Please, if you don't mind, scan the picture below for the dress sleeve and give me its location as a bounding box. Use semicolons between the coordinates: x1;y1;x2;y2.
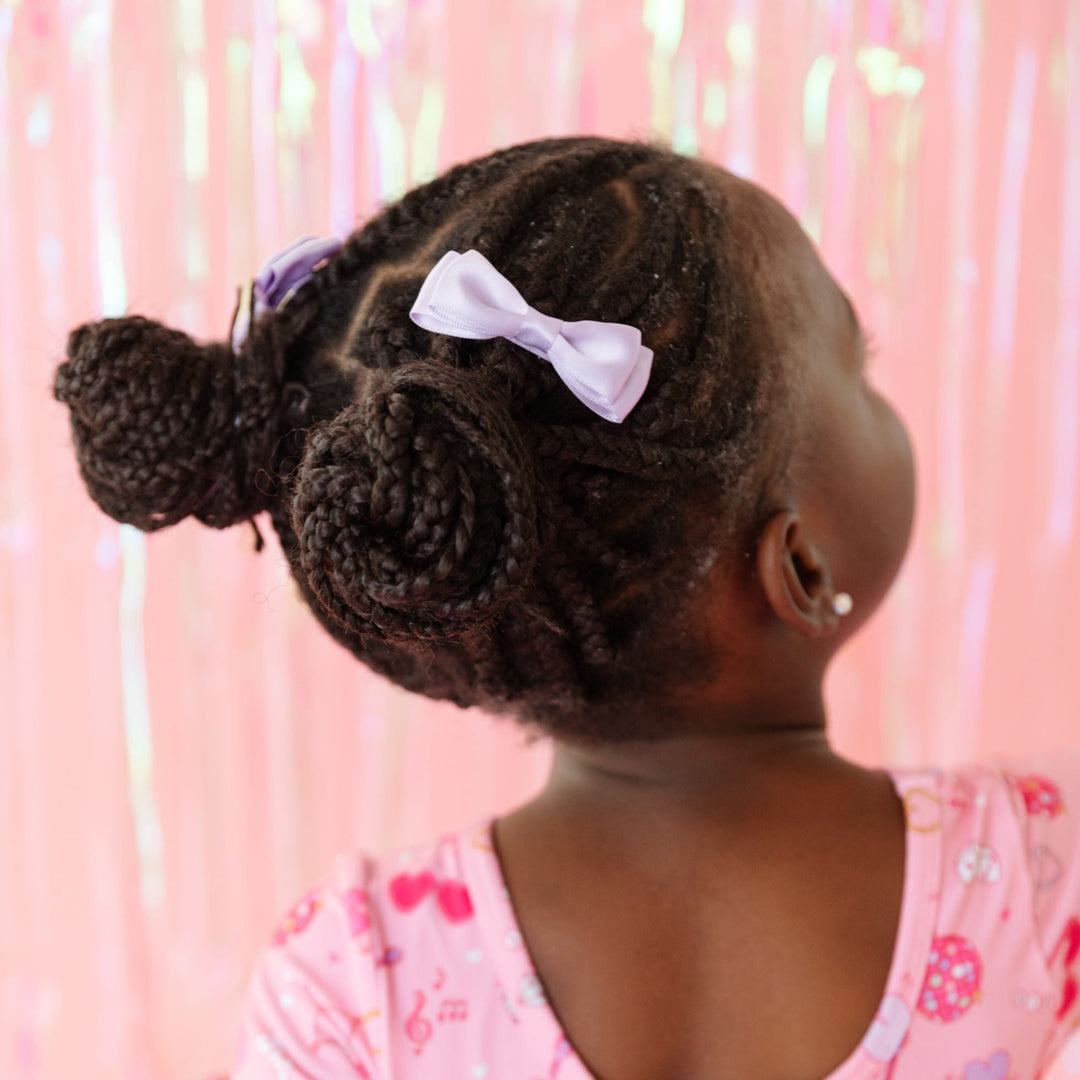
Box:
988;745;1080;1065
231;857;387;1080
991;747;1080;967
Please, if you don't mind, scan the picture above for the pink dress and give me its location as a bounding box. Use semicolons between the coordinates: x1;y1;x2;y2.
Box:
231;749;1080;1079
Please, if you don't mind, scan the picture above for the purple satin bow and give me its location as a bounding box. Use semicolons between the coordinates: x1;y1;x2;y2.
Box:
408;249;653;423
231;235;343;352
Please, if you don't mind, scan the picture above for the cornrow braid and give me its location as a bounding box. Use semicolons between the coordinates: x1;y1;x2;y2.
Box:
54;135;794;743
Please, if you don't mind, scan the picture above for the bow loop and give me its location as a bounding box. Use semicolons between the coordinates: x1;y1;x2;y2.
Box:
409;249;653;423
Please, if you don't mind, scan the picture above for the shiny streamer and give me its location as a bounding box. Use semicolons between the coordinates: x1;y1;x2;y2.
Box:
1;2;1078;1077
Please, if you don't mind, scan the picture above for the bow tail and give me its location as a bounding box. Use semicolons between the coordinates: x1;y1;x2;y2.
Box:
545;339;654;424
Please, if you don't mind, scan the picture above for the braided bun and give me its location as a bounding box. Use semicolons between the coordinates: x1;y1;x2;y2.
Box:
290;357;540;642
54;316;286;532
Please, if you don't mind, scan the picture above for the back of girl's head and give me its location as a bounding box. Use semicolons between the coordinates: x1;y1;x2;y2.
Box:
54;135;798;745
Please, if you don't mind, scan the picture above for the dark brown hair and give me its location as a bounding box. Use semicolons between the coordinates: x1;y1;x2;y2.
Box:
53;135;795;744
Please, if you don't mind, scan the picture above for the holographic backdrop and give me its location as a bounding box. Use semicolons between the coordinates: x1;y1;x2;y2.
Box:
2;0;1079;1077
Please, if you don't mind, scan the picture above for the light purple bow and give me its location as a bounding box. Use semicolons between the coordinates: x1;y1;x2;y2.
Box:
408;249;653;423
231;235;343;351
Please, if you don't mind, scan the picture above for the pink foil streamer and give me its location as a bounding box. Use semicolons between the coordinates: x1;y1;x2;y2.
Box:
1;2;1079;1077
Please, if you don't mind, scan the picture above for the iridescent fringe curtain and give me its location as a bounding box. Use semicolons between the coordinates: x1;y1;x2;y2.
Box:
2;1;1079;1077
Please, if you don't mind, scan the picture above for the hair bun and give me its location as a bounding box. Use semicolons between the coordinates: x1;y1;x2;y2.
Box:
290;359;539;642
54;315;284;532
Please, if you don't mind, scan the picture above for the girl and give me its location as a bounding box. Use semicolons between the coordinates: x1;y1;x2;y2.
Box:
54;135;1080;1080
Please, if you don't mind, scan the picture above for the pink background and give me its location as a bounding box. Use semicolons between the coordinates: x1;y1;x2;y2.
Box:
2;0;1079;1077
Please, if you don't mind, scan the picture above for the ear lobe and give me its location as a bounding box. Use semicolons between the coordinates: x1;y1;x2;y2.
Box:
756;510;840;638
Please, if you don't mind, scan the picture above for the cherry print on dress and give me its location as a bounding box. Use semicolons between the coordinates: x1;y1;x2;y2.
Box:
961;1049;1012;1080
437;879;475;922
918;935;983;1022
405;989;434;1055
390;871;437;911
1006;773;1065;818
271;888;321;946
388;870;476;923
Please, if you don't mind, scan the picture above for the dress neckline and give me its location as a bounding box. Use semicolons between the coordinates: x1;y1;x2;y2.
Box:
459;765;943;1080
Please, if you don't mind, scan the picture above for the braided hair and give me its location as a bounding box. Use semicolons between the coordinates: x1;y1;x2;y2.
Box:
54;135;796;744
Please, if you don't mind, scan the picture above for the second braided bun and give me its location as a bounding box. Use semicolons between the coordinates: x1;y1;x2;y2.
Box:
290;357;540;642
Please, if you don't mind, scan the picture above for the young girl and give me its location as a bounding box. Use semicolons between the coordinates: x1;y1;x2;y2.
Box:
54;135;1080;1080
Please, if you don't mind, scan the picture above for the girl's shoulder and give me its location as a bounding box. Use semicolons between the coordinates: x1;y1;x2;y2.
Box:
350;816;503;941
946;747;1080;948
232;816;510;1078
885;747;1080;928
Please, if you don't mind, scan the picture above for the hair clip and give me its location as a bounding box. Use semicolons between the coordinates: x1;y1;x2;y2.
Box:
409;249;653;423
231;235;343;352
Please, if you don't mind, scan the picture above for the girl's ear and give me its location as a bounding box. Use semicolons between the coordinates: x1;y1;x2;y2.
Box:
755;509;842;638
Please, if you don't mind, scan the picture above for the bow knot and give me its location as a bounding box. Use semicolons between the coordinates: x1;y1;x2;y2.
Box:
409;249;653;423
512;308;565;356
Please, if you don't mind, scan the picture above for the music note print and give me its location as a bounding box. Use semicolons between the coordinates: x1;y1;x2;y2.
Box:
405;990;434;1055
432;966;446;991
437;997;468;1023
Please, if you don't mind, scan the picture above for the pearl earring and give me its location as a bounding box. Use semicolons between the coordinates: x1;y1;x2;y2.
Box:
831;592;853;617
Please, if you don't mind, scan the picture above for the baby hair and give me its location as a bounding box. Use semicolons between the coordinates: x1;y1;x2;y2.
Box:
54;135;798;744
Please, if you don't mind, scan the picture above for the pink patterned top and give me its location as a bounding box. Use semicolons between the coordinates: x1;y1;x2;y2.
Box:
231;750;1080;1079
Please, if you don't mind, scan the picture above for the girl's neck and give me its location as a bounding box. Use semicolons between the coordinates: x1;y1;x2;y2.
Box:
542;722;840;819
542;679;835;798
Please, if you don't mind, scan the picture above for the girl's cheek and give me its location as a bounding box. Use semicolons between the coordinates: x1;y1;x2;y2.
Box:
881;401;917;557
